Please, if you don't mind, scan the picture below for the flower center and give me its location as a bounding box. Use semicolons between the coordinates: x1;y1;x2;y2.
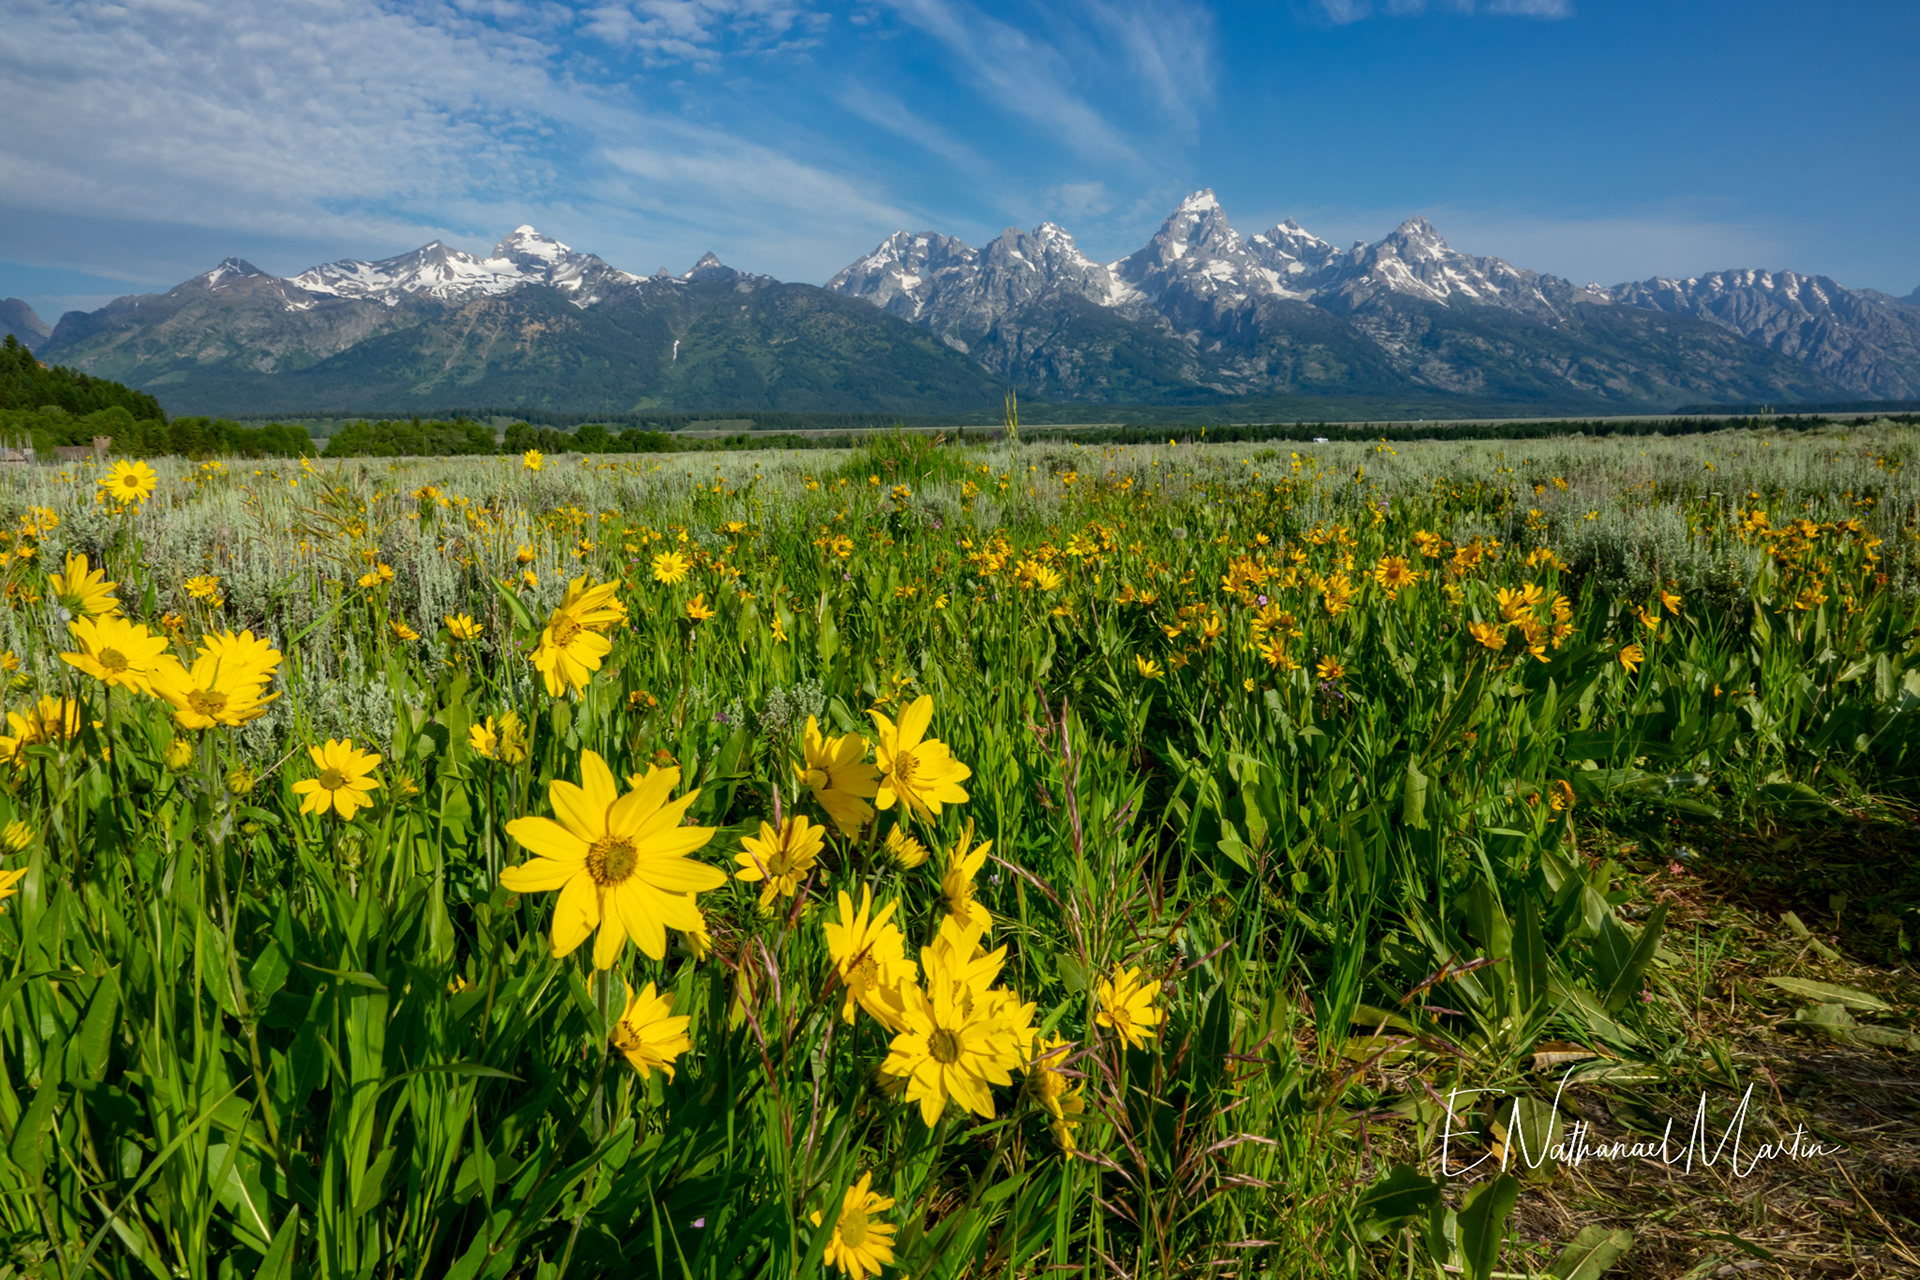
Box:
318;767;347;790
839;1209;870;1249
587;835;639;885
188;689;228;716
98;648;129;674
766;849;796;877
549;617;582;647
928;1027;962;1064
892;748;919;789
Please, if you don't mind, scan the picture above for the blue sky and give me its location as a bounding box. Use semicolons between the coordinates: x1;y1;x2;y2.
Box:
2;0;1915;323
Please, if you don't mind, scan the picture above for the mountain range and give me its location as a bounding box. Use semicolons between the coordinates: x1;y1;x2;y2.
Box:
11;194;1920;418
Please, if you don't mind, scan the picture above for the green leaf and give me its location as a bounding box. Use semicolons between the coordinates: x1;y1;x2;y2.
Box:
490;574;536;634
1458;1172;1521;1280
296;963;389;993
249;941;292;1003
1513;898;1549;1017
1765;977;1890;1012
253;1208;302;1280
1551;1225;1632;1279
7;1038;64;1184
1350;1164;1446;1243
355;1147;395;1216
1599;903;1667;1015
1055;953;1088;995
79;970;120;1081
1402;758;1430;830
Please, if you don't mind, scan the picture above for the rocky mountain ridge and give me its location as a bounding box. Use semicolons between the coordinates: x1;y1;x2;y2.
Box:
827;190;1920;400
0;299;52;345
25;197;1920;415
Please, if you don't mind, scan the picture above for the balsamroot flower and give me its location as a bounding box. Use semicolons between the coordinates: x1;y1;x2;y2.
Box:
939;823;993;939
823;887;914;1030
883;825;929;869
1026;1034;1087;1152
881;947;1023;1126
501;751;725;968
1095;965;1163;1050
734;814;824;908
651;549;690;584
1468;621;1507;653
98;459;158;505
611;982;691;1080
49;552;121;618
797;717;880;836
61;616;171;694
531;575;624;696
809;1173;897;1280
150;630;283;729
292;739;383;820
870;695;971;822
7;697;81;748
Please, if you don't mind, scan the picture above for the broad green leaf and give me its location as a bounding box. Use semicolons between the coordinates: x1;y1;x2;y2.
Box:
1458;1172;1521;1280
1765;977;1890;1012
253;1208;302;1280
1350;1164;1446;1243
1551;1225;1632;1279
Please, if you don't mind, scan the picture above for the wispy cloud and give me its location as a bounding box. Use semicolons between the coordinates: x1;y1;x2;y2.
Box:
0;0;910;281
879;0;1142;164
1069;1;1217;132
834;83;997;178
579;0;827;66
1314;0;1569;23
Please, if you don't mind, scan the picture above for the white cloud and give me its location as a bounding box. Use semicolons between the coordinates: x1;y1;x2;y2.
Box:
580;0;824;64
880;0;1143;163
1071;1;1217;132
1485;0;1572;15
0;0;907;282
834;83;996;177
1314;0;1568;22
1042;182;1114;222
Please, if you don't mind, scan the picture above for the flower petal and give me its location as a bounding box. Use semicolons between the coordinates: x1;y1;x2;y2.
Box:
578;750;619;815
548;778;604;843
501;857;585;896
635;843;726;892
504;817;589;866
591;911;627;970
895;695;933;752
611;881;671;959
548;873;600;957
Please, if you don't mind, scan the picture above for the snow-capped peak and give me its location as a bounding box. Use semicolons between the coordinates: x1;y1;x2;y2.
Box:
1248;219;1344;283
492;226;572;266
290;227;636;307
200;258;269;288
1114;191;1288;304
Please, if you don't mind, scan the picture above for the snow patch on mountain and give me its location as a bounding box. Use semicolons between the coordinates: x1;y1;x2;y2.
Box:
292;228;638;307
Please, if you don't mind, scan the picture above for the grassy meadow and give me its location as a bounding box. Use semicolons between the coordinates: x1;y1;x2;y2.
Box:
0;423;1917;1279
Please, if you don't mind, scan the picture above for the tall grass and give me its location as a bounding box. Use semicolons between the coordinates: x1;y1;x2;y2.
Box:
0;421;1915;1279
